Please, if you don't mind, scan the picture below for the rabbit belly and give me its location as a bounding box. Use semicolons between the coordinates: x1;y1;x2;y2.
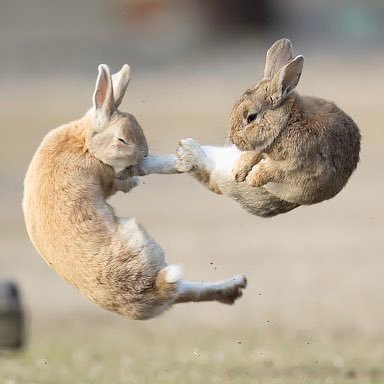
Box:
201;145;241;177
117;217;166;266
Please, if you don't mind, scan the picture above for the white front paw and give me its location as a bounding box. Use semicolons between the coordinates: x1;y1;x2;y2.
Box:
176;138;207;172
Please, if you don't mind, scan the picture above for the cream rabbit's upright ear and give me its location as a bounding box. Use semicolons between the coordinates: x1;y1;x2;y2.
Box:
269;55;304;108
111;64;131;108
93;64;115;120
264;38;294;79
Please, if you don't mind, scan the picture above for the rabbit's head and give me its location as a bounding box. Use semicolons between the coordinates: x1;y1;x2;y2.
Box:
87;64;148;173
230;39;304;152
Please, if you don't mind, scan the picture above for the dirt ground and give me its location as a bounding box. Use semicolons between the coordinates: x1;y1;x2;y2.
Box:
1;50;383;382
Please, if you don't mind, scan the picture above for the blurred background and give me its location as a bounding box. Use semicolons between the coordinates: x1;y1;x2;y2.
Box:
1;0;384;383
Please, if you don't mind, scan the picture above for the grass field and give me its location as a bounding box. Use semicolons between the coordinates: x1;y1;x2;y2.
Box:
3;318;384;384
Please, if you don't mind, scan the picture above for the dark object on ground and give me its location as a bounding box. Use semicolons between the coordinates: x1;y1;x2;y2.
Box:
0;280;25;350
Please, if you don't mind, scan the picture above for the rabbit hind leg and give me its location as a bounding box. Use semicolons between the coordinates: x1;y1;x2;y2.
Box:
174;275;247;305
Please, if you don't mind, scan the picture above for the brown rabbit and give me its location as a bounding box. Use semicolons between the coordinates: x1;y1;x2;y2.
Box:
230;38;361;205
22;64;246;320
160;39;359;216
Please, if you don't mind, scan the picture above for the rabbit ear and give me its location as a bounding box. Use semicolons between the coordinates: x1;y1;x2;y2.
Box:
111;64;131;108
269;55;304;107
264;38;294;79
93;64;114;118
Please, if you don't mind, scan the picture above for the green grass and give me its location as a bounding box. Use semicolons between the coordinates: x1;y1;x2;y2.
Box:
2;318;384;384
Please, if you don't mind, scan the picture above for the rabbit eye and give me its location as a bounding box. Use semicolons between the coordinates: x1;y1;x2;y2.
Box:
246;113;258;124
118;138;128;145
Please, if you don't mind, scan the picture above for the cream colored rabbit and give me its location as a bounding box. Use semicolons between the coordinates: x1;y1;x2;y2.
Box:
147;39;359;216
22;64;246;320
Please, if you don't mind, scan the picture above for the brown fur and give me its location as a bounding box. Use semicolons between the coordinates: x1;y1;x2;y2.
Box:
172;39;359;216
230;39;361;205
23;64;247;320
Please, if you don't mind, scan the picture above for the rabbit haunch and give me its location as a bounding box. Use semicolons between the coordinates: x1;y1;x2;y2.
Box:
22;64;246;320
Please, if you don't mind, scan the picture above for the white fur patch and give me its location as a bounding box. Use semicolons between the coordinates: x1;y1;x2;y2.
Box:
164;265;183;283
201;145;241;177
118;218;150;251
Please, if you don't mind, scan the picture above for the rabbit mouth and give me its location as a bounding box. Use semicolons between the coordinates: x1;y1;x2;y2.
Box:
231;135;253;151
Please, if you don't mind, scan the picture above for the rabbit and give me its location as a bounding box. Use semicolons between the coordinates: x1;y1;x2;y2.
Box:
230;38;361;205
22;64;246;321
146;39;359;216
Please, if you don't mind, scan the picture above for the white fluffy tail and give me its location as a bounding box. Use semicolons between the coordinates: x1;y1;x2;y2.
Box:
163;265;183;283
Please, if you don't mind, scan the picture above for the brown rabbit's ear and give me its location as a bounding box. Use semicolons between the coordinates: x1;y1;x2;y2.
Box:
93;64;115;118
111;64;131;108
264;38;294;79
269;55;304;107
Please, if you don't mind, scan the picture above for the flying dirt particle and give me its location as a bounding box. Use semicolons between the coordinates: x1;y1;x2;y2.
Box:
238;341;242;344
